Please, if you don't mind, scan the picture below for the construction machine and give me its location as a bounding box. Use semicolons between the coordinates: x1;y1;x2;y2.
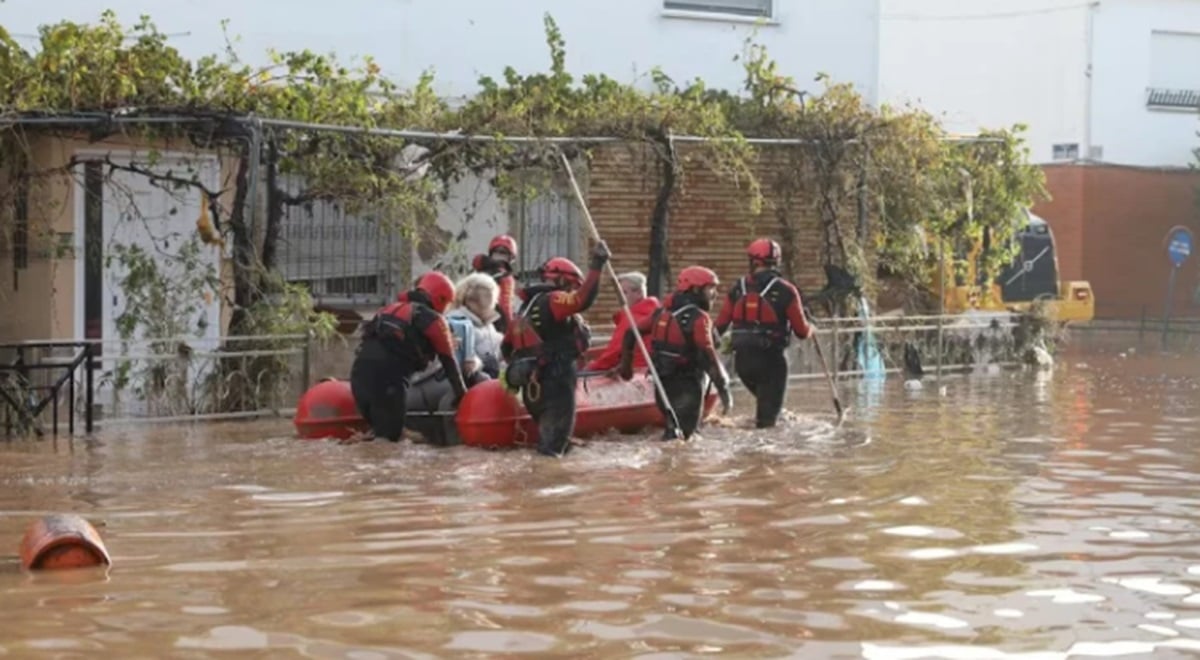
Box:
934;211;1094;323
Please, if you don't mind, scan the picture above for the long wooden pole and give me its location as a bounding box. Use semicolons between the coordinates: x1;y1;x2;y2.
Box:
558;153;684;437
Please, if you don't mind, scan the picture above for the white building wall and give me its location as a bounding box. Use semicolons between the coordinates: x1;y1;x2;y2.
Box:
1090;0;1200;167
880;0;1200;167
4;0;880;103
879;0;1091;165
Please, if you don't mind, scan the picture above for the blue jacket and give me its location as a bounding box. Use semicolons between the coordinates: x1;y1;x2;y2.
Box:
445;316;476;367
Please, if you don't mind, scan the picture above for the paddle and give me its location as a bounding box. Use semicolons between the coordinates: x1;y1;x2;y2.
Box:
810;333;846;426
558;152;684;440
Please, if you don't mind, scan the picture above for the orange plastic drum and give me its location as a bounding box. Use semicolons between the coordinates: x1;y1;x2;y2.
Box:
19;514;112;571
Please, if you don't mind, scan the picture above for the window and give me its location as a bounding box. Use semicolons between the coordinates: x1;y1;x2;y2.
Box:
275;173;404;306
664;0;772;19
511;188;583;269
1148;31;1200;110
1052;143;1079;161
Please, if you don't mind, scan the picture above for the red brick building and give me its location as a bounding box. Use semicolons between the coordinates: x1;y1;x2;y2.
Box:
1035;164;1200;320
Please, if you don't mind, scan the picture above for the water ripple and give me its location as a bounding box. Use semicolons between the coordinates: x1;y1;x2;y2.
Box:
0;351;1198;656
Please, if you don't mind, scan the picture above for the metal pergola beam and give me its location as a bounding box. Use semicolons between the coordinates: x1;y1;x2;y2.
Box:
0;113;1005;145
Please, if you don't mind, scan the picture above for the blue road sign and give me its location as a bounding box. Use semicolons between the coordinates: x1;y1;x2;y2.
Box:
1168;227;1193;268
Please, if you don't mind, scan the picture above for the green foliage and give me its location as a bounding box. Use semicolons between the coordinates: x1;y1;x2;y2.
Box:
108;239;219;341
0;9;1046;332
727;41;1046;302
104;236;219;411
433;14;755;205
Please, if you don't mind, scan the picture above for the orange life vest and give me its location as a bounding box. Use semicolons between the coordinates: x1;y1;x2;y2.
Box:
729;276;790;347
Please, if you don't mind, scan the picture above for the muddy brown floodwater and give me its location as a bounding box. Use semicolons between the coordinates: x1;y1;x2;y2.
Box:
1;345;1199;658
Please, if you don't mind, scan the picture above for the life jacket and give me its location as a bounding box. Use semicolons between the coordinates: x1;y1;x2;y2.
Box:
649;303;703;371
506;286;591;362
728;274;790;347
362;301;437;367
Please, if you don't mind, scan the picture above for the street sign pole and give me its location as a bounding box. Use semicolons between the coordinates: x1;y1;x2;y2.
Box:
1163;265;1177;351
1162;226;1194;351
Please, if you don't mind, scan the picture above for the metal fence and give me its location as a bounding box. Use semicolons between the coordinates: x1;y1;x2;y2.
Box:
0;335;310;432
0;312;1046;436
592;311;1026;386
1068;311;1200;353
276;174;408;308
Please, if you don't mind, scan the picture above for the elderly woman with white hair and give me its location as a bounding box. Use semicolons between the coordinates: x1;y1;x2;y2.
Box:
447;273;505;381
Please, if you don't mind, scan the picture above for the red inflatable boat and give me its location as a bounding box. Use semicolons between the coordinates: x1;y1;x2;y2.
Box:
293;374;718;449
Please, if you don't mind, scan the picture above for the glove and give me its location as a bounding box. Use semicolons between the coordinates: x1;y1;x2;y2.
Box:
589;240;611;270
718;385;734;416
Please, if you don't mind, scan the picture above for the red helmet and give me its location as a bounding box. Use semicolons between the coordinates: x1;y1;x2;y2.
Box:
488;235;518;259
747;238;781;264
414;271;455;313
540;257;583;287
676;266;719;292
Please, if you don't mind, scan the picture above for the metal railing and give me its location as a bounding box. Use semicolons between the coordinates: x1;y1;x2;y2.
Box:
590;311;1027;386
0;312;1039;434
1069;304;1200;351
0;341;95;437
1;335;313;434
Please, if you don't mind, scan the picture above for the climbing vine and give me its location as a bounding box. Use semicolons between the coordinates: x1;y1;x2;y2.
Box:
426;14;756;294
0;10;1047;415
724;41;1046;311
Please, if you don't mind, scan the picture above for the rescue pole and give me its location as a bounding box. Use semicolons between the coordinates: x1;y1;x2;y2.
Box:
558;152;684;439
810;336;846;426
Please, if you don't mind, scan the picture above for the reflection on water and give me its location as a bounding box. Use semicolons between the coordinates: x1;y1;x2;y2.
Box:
1;347;1199;657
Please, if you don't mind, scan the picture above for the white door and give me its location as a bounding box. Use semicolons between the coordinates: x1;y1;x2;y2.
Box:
79;153;222;418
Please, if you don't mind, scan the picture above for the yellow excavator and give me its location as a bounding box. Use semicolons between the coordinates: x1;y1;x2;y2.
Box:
933;210;1095;323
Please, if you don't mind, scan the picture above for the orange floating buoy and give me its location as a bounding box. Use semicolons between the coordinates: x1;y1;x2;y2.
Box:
293;378;368;440
19;514;111;571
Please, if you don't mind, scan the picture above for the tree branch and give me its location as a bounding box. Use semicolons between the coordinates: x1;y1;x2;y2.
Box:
82;154;228;234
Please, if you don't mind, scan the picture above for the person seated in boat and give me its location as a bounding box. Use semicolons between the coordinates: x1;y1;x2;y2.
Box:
715;238;815;429
502;241;611;458
585;271;659;373
347;271;468;443
447;272;505;383
617;266;734;440
471;234;518;334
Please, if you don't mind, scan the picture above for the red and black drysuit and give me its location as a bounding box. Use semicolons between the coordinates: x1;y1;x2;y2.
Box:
715;269;813;428
350;291;467;441
618;290;731;440
500;263;605;457
471;253;517;334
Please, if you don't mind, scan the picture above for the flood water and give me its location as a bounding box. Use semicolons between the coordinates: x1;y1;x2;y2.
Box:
2;344;1199;658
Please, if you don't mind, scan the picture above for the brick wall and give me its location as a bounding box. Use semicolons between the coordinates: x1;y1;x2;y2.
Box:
1037;163;1200;320
1081;165;1200;320
1035;165;1086;281
585;143;825;325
